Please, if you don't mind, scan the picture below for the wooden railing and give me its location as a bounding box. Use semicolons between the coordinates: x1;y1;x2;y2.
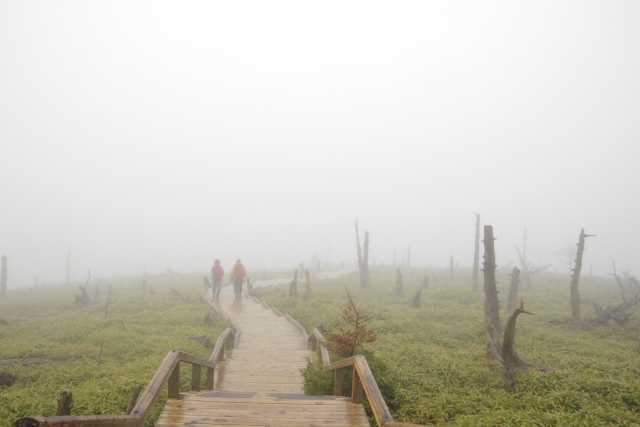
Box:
308;329;429;427
15;327;236;427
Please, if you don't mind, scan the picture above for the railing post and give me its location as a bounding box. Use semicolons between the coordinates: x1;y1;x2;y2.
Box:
191;364;201;391
206;367;214;390
334;368;344;396
351;367;364;404
168;362;180;399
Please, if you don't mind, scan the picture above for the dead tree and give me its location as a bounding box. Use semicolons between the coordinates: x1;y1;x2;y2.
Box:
289;270;298;298
611;260;632;301
410;288;422;308
304;269;312;300
362;231;370;287
483;225;502;359
502;299;550;391
507;267;521;313
472;213;480;292
75;270;91;308
570;229;595;321
0;255;6;300
355;219;365;287
516;228;550;290
395;268;404;296
421;276;430;290
322;286;377;357
449;255;454;281
484;226;549;391
355;219;370;288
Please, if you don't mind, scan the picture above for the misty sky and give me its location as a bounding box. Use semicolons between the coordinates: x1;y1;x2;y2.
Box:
1;1;639;287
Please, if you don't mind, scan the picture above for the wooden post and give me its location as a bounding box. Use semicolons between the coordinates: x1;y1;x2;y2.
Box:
571;229;595;321
507;267;521;313
206;367;214;390
168;363;180;398
191;364;201;391
483;225;502;359
351;368;364;404
450;255;454;281
334;368;344;396
472;213;480;292
0;255;6;299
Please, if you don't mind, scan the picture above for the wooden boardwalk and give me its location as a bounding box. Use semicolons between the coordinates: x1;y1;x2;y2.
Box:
155;285;370;427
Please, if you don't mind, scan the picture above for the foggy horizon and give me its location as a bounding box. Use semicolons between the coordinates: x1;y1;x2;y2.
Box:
2;2;639;288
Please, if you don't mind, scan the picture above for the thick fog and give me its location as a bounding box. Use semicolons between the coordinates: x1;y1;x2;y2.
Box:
1;2;639;287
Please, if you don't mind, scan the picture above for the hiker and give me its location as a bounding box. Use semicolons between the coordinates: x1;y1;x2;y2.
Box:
230;259;246;299
211;259;224;299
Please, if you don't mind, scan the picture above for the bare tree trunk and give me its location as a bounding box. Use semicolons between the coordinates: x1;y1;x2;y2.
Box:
66;247;71;286
502;300;550;391
570;229;595;321
0;255;6;300
362;231;370;288
449;255;454;281
355;219;365;288
395;268;404;296
472;213;480;292
507;267;521;313
483;225;502;360
407;246;411;271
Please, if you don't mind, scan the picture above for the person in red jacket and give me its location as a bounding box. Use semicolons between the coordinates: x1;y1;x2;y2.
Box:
211;259;224;299
230;259;247;299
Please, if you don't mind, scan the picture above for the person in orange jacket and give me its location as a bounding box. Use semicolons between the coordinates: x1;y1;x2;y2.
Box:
230;259;247;299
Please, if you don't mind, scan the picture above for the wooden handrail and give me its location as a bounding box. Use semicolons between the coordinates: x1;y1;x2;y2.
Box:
311;329;430;427
15;327;236;427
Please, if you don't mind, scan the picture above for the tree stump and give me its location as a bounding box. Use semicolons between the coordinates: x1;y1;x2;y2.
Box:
56;391;73;416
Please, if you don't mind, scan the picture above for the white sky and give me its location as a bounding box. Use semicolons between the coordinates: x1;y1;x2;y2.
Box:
1;1;639;286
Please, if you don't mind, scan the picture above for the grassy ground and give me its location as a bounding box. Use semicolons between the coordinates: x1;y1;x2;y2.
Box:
256;266;640;427
0;273;229;427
